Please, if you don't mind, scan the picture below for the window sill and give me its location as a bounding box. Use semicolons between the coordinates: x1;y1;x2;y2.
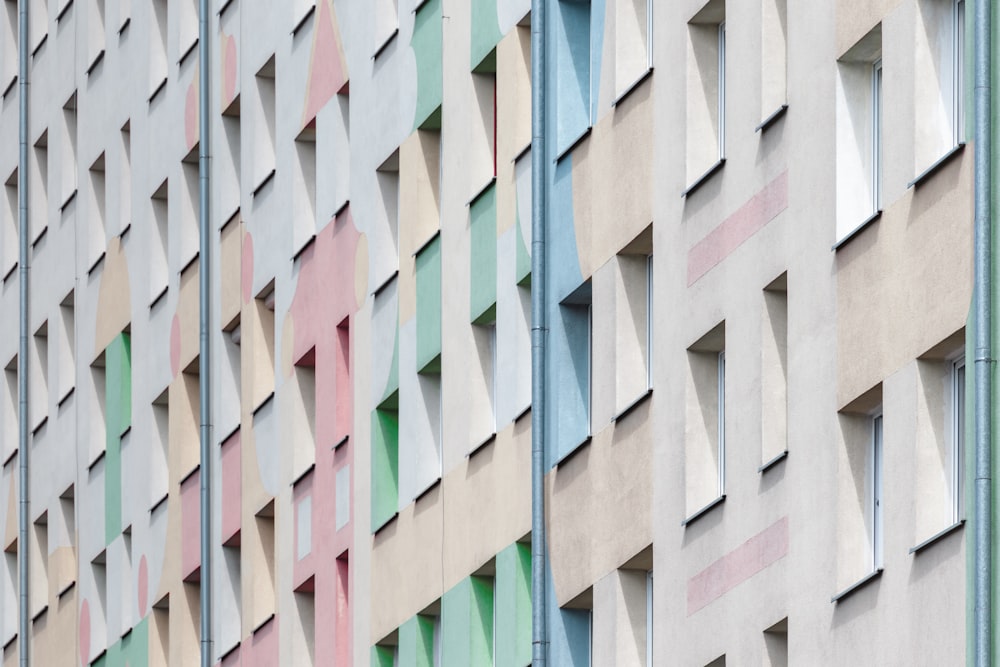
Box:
372;29;399;61
612;388;653;424
2;447;17;468
467;432;496;458
31;605;47;624
31;34;48;60
60;188;78;213
682;494;726;526
555;435;592;469
291;462;315;487
56;0;73;23
414;476;441;503
178;38;199;67
56;579;76;599
31;226;47;250
682;159;726;198
149;284;169;310
832;209;881;251
412;229;440;257
252;613;275;636
149;491;169;514
613;67;653;108
831;568;882;603
1;75;16;100
31;416;48;437
331;434;349;451
372;511;399;536
57;386;76;409
148;77;168;104
909;519;964;555
907;143;965;189
291;4;316;37
252;169;276;198
2;263;16;284
555;126;592;164
758;449;788;473
755;104;788;133
217;0;236;16
371;270;398;297
467;177;497;207
514;404;532;423
86;49;105;77
87;449;106;473
87;250;106;277
117;16;131;36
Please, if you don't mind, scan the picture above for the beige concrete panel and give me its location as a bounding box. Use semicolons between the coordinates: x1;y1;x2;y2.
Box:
836;0;902;58
219;215;242;329
836;154;972;410
370;488;444;643
442;415;532;592
572;80;654;281
32;585;75;667
94;238;132;361
547;406;653;605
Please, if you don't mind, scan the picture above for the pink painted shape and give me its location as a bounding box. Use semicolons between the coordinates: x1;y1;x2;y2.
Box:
224;35;237;108
79;599;90;666
221;431;241;545
241;232;254;304
302;0;347;128
180;468;201;582
687;171;788;285
687;516;789;615
244;616;279;667
137;555;149;615
170;314;181;378
185;82;198;151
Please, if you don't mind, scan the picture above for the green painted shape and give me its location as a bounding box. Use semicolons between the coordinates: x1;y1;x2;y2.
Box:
371;406;399;532
442;575;494;666
495;542;532;667
412;0;443;130
372;645;396;667
104;333;131;545
398;614;436;667
416;235;442;374
93;616;149;667
515;201;531;286
470;183;498;324
470;0;501;72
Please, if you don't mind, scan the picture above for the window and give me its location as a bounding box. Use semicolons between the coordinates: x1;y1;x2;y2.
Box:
763;618;788;667
31;322;48;431
87;0;105;70
646;570;654;666
57;290;74;403
615;0;652;98
646;255;653;389
180;148;199;264
871;411;884;570
31;131;48;244
684;322;726;522
871;59;883;213
761;274;788;469
759;0;788;124
555;0;593;153
293;127;317;256
950;357;965;523
685;0;726;187
374;0;397;55
149;179;168;304
119;122;131;234
834;24;882;242
252;57;276;194
953;0;965;145
30;0;46;55
149;0;167;98
914;0;965;178
88;153;106;270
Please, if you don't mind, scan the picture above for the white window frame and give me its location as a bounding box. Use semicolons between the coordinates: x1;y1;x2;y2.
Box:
645;570;654;665
718;22;727;159
588;304;594;435
646;255;653;390
646;0;654;68
718;350;726;495
953;0;966;145
871;411;884;570
951;356;966;523
872;59;883;213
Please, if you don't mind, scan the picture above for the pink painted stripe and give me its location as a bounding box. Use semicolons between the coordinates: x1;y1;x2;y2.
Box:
687;516;789;615
687;171;788;285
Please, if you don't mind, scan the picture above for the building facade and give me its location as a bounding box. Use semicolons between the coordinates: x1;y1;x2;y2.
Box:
0;0;982;664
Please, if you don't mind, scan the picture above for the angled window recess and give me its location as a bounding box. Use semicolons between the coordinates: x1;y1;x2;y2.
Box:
375;150;400;281
413;235;443;494
613;227;654;420
293;126;317;256
759;0;787;128
251;499;276;629
373;636;399;667
89;352;107;464
180;146;199;265
835;24;883;244
834;384;884;600
117;0;129;33
334;318;352;444
30;130;48;244
913;330;966;552
760;273;788;471
912;0;965;185
220;94;241;218
150;388;169;506
470;183;498;442
441;573;495;665
219;314;242;441
373;0;397;57
88;153;107;270
30;0;46;55
149;0;167;98
31;322;48;432
149;179;169;304
2;168;17;276
556;280;593;462
60;94;78;208
29;513;47;618
251;281;276;409
371;277;399;532
763;618;788;667
86;0;106;71
686;0;726;189
119;122;131;235
252;57;277;194
178;0;198;60
0;1;16;90
684;322;726;523
555;0;593;154
292;347;317;481
57;290;75;403
615;0;652;101
1;357;16;463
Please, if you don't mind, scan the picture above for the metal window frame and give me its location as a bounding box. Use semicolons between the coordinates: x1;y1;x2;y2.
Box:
872;59;883;213
646;254;653;390
718;21;726;160
718;350;726;495
953;0;965;145
952;356;966;523
645;570;654;665
871;411;884;570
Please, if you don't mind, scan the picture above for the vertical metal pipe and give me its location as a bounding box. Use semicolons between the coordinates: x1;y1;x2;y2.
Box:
530;0;547;664
16;0;28;663
973;0;992;663
198;0;212;664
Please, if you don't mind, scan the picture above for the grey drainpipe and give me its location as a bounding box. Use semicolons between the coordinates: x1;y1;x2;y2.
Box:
16;0;28;663
198;0;212;664
530;0;547;664
974;0;992;663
